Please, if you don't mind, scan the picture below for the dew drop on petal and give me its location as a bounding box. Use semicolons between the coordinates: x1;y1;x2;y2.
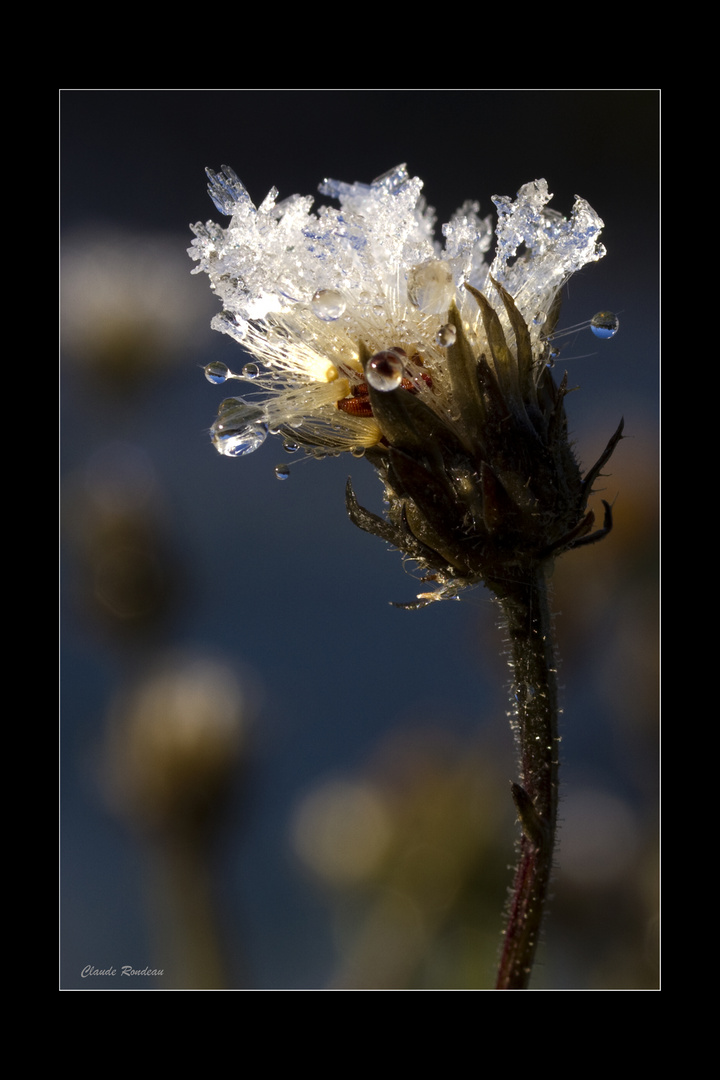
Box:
366;349;404;392
407;259;455;315
205;360;230;384
242;362;260;379
212;423;267;457
311;288;346;321
210;398;268;457
275;464;291;480
436;323;457;347
590;311;619;339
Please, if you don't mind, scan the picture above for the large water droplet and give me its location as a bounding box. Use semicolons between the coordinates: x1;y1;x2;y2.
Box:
212;425;267;457
590;311;619;339
205;360;230;384
210;399;267;457
436;323;457;347
274;464;291;480
311;288;346;321
407;260;455;315
366;349;404;392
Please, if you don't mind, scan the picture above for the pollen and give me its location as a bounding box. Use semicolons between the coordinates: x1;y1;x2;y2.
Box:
319;360;340;383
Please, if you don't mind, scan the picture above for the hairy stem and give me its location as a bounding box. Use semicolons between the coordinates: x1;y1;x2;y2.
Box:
492;564;559;990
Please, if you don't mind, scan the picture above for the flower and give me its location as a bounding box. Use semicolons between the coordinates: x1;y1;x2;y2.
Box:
190;165;622;605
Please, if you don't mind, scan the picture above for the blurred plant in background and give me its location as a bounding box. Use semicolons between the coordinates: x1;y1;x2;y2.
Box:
62;231;212;393
547;426;658;988
63;442;180;644
292;731;513;989
62;230;252;988
103;653;252;988
291;717;658;990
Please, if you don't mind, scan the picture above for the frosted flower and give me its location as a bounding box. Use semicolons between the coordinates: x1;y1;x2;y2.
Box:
190;166;622;604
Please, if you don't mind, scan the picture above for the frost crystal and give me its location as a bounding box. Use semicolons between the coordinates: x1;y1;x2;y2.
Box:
189;165;606;461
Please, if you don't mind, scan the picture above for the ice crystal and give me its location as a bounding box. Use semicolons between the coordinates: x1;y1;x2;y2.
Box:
189;165;605;462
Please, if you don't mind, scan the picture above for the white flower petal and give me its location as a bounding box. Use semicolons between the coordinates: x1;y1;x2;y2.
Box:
189;168;606;460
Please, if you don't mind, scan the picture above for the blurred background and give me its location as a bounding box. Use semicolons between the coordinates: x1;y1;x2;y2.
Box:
61;90;659;990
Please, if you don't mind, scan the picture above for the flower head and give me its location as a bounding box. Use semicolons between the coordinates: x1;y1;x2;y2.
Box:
190;165;622;604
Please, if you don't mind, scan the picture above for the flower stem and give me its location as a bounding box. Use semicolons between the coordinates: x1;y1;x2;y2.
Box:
492;563;559;990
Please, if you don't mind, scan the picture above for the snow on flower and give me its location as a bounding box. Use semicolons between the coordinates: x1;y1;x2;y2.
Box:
189;165;605;462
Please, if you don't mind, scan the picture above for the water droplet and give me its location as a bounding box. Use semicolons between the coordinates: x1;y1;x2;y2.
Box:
436;323;457;347
210;399;267;457
590;311;619;339
544;345;560;368
351;446;366;458
274;464;291;480
204;360;230;385
217;397;238;417
242;362;260;379
212;424;267;457
366;349;404;392
407;260;455;315
283;439;300;454
311;288;346;321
